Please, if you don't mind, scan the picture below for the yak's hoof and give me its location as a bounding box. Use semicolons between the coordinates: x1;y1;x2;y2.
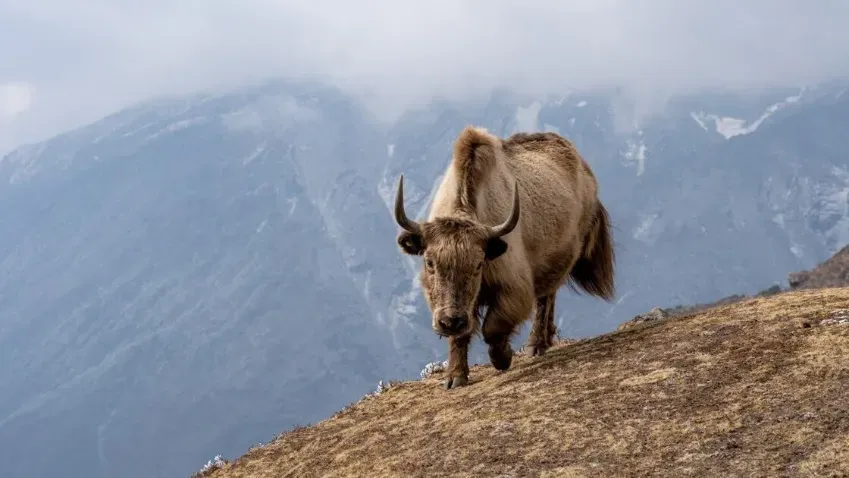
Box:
489;345;514;371
444;374;469;390
528;344;550;357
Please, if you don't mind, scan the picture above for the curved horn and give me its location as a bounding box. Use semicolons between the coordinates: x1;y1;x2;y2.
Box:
488;180;521;238
394;174;422;234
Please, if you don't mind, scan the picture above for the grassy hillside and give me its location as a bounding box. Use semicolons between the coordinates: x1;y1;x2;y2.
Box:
198;287;849;478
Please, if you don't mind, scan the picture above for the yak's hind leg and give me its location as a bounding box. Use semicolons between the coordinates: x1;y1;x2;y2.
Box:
527;292;557;356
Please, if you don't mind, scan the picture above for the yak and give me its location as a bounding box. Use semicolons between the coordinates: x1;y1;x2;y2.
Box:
393;125;615;389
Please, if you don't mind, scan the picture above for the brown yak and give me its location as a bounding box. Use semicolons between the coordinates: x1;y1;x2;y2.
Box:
393;125;615;389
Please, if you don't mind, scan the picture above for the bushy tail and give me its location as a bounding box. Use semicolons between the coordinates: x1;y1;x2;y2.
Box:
568;200;616;301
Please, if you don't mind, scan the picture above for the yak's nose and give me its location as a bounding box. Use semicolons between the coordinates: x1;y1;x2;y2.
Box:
436;313;469;335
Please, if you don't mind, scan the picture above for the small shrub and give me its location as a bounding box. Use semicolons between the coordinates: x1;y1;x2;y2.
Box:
350;379;401;407
192;454;228;477
420;360;448;379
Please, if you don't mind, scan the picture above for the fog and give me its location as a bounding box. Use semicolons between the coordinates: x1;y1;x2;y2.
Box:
2;0;848;152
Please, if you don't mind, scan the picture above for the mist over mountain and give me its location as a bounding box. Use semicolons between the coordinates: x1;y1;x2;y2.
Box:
1;79;847;478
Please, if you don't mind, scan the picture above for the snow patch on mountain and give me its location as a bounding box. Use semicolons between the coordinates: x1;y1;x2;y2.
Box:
690;89;805;139
621;130;648;176
633;212;662;245
514;101;542;132
362;269;373;303
385;278;427;351
377;174;394;214
714;117;751;139
690;112;709;131
119;121;160;139
2;142;46;183
146;117;207;141
90;112;158;144
241;143;267;165
816;166;849;250
762;162;849;260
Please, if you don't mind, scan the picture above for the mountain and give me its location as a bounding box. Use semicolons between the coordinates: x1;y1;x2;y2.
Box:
0;81;439;478
1;79;848;478
199;286;849;478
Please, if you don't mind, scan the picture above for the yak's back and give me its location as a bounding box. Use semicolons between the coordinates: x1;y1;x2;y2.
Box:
503;132;592;180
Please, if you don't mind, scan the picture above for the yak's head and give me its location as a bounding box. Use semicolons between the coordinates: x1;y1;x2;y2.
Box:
393;175;520;337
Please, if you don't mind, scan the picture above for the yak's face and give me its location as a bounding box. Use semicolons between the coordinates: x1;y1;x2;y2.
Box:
398;220;508;337
392;174;521;338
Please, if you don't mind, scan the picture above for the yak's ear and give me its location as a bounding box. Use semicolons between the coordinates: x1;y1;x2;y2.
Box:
398;231;425;255
485;237;508;260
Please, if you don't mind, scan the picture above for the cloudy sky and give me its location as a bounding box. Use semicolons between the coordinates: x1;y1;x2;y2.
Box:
1;0;848;153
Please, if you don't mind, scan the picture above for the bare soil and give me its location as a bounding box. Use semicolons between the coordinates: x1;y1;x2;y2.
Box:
205;287;849;478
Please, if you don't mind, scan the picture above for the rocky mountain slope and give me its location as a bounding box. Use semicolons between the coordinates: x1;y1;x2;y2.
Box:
0;82;438;478
619;240;849;324
1;79;848;478
202;286;849;478
790;244;849;290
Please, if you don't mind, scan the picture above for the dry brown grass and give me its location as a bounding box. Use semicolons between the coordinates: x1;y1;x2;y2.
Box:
207;287;849;478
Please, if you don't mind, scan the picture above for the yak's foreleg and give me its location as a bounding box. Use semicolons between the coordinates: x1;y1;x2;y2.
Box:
482;296;530;371
444;334;471;390
527;292;557;356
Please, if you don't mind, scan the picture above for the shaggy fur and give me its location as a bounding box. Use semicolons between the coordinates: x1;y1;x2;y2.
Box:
394;126;615;389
